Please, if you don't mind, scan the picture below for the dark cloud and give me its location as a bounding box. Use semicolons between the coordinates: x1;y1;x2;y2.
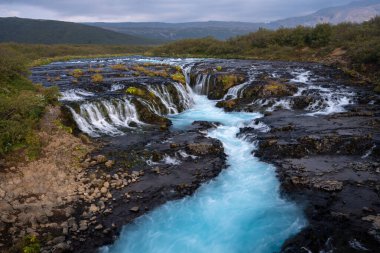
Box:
0;0;356;22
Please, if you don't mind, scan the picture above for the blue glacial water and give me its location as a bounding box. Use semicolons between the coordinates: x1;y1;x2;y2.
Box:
101;95;306;253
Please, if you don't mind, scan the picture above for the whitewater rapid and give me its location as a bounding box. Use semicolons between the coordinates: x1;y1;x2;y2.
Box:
100;95;306;253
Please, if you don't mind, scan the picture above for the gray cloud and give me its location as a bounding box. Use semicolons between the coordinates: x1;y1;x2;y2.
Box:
0;0;357;22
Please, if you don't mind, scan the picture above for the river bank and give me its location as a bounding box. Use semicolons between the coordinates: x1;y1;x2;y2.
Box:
1;56;379;252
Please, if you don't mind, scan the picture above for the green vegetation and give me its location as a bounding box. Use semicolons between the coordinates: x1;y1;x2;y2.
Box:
9;234;41;253
0;17;158;45
218;74;243;90
126;87;148;97
171;71;186;85
216;66;223;71
0;43;150;67
131;65;170;78
0;47;59;158
22;235;40;253
151;17;380;91
91;73;104;83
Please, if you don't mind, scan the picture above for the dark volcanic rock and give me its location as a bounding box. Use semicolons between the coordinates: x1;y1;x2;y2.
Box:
244;95;380;252
69;126;226;252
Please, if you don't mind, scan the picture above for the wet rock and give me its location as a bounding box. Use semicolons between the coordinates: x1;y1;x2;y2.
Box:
95;224;103;230
242;81;297;99
313;180;343;192
130;206;140;212
187;142;221;155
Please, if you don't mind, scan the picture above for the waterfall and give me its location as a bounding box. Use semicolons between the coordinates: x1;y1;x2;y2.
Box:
147;85;180;114
68;98;140;137
194;74;211;95
224;66;257;100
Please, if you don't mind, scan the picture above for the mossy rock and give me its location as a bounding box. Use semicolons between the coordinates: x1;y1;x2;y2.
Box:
206;73;246;99
242;81;297;99
131;98;171;129
171;72;186;85
216;99;238;112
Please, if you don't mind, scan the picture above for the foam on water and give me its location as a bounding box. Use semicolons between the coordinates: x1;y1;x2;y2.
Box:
60;89;94;101
68;98;140;137
100;95;306;253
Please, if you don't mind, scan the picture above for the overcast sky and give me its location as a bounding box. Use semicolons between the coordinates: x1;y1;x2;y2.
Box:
0;0;358;23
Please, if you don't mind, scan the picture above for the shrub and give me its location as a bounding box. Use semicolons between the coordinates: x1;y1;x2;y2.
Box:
91;73;104;83
0;48;59;157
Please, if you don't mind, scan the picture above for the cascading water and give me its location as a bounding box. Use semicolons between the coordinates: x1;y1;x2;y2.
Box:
224;66;257;100
100;72;306;253
147;85;180;114
68;98;140;137
60;89;94;101
194;74;211;95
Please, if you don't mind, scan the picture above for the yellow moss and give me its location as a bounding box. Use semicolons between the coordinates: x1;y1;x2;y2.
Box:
111;64;128;71
91;73;104;83
88;68;101;73
216;66;222;71
264;81;285;92
218;74;240;90
132;65;170;78
125;87;146;97
171;72;186;85
70;69;83;78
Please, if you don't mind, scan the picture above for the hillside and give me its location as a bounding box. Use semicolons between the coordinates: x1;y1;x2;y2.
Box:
269;0;380;28
0;17;156;45
86;0;380;41
151;17;380;90
85;21;263;41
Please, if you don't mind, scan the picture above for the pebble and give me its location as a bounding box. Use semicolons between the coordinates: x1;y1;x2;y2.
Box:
130;206;140;212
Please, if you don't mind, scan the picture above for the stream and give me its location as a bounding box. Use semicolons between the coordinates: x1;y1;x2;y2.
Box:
100;93;306;253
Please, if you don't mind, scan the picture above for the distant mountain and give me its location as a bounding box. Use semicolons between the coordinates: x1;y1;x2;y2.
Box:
0;17;156;45
86;0;380;41
269;0;380;28
84;21;264;41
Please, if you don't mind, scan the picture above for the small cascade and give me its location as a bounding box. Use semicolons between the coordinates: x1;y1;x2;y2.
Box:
110;83;125;91
224;66;257;100
60;89;94;101
290;69;312;84
147;85;179;114
193;74;212;95
182;64;194;86
305;85;354;115
172;82;193;109
68;98;140;137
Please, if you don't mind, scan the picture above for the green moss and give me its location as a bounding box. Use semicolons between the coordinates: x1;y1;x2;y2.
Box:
171;72;186;85
217;74;243;90
216;66;222;71
126;87;147;97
